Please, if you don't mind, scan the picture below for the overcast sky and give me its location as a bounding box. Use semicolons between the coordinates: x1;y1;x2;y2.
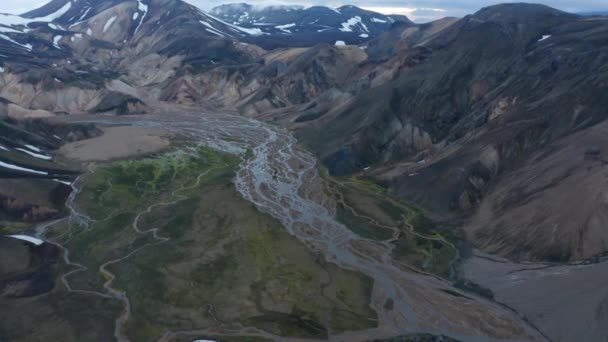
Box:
1;0;606;22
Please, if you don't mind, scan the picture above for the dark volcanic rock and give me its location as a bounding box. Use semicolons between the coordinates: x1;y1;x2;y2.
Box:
89;91;147;115
0;237;61;298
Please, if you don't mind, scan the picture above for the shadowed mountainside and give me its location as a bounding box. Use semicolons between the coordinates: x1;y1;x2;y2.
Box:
292;4;608;262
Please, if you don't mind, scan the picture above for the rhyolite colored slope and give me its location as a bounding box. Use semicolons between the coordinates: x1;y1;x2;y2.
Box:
3;1;608;264
294;4;608;262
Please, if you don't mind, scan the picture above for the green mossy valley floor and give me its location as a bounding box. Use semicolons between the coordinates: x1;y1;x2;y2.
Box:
33;146;378;341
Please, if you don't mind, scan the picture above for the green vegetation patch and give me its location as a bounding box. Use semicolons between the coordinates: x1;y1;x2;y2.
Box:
0;221;31;235
336;205;394;240
173;336;272;342
322;166;460;279
0;267;122;342
54;145;376;341
111;185;377;341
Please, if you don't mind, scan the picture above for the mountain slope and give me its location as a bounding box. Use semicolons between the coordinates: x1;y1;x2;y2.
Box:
21;0;118;24
292;4;608;262
0;0;409;119
0;117;100;225
0;0;269;117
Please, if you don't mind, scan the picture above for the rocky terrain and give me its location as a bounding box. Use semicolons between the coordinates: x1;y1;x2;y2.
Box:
1;0;608;341
294;4;608;263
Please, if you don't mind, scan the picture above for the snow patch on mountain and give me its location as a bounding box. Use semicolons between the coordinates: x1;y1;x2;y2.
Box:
0;160;48;175
16;147;52;160
339;16;369;33
53;179;72;185
0;14;34;26
0;25;22;34
0;1;80;28
275;23;296;33
0;33;32;51
103;15;117;33
200;20;229;37
239;11;250;22
371;17;387;23
137;0;148;12
134;0;148;34
200;11;263;36
24;144;42;153
48;23;64;30
67;6;93;28
77;6;92;22
6;235;44;246
53;35;62;48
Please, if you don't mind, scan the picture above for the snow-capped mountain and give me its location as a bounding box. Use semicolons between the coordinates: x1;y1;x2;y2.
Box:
0;0;263;49
20;0;263;37
0;0;274;125
0;0;411;59
0;0;272;69
0;0;418;124
211;3;413;39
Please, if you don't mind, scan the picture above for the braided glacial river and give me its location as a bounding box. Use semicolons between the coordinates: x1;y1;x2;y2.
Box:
60;111;548;342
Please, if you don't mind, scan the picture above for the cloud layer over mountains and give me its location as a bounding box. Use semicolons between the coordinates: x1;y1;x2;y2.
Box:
1;0;606;22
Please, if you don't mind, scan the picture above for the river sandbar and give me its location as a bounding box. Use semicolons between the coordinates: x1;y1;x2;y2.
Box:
59;126;171;162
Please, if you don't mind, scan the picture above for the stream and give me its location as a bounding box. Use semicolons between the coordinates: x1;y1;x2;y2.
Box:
45;111;554;342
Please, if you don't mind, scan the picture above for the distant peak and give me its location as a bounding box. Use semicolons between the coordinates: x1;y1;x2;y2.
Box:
212;3;304;13
475;3;572;18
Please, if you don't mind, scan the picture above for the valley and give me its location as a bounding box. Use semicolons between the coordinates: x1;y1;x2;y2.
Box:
2;110;545;341
0;0;607;341
3;102;608;342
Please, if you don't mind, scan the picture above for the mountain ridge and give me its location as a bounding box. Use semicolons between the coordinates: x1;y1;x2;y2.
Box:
211;2;415;47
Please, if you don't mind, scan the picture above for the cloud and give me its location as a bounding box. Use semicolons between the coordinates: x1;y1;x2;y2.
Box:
0;0;606;21
359;6;418;16
186;0;608;21
0;0;48;14
359;6;448;21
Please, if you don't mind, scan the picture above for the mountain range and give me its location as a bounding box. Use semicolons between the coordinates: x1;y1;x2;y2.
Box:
1;0;607;262
1;0;608;341
1;0;607;261
210;3;414;48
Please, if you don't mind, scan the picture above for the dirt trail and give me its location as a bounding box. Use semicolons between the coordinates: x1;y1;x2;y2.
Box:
39;156;220;342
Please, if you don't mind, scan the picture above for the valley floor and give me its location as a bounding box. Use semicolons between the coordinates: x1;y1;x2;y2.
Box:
3;112;603;342
60;146;377;341
58;126;172;162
